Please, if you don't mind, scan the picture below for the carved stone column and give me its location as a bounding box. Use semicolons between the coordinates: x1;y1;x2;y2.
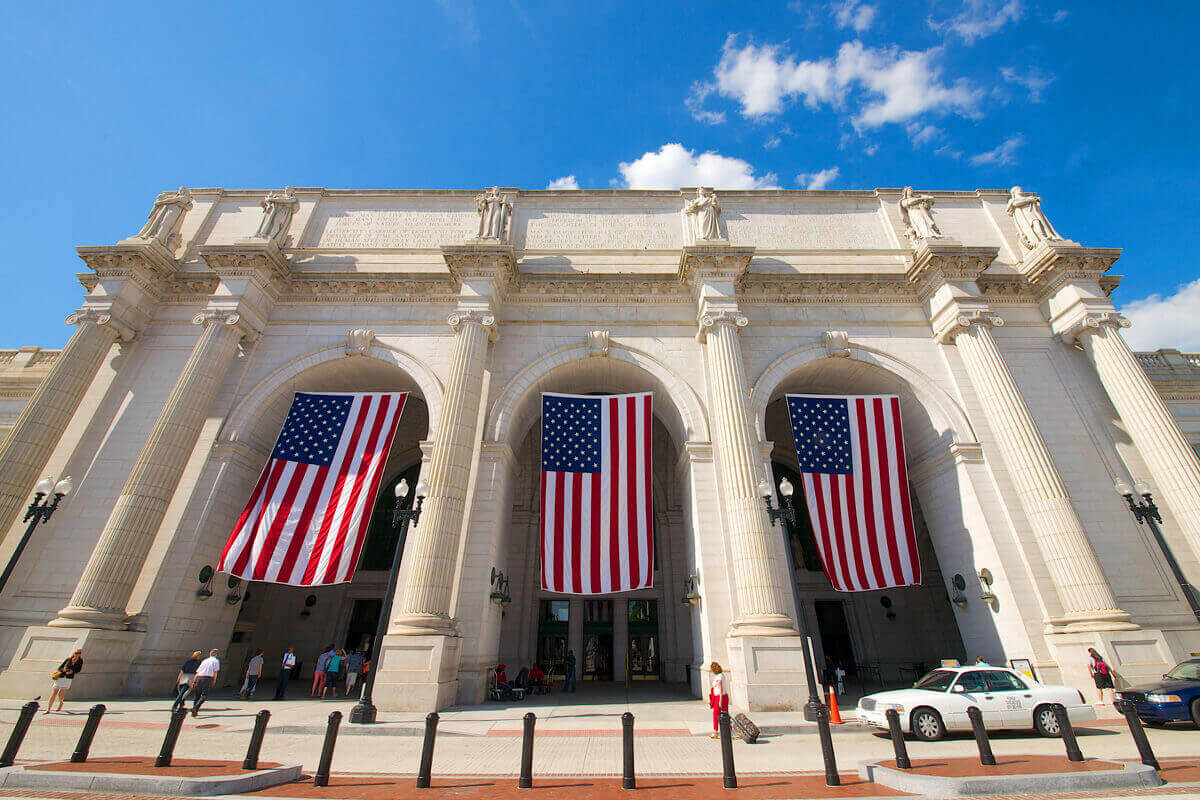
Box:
942;311;1133;628
1072;312;1200;562
699;310;795;635
52;311;252;629
393;310;495;635
0;310;134;539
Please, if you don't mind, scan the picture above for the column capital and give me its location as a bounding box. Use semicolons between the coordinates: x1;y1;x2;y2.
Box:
696;309;748;342
191;309;260;341
447;309;499;341
1059;311;1131;345
935;309;1004;345
65;308;137;342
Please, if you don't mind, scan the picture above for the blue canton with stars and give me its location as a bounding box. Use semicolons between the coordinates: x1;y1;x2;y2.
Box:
270;392;354;467
542;395;602;473
787;396;854;475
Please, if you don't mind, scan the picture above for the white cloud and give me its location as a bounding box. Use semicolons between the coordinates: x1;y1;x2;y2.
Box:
685;81;727;125
929;0;1023;42
797;166;840;190
969;134;1022;165
709;36;980;129
907;123;942;145
764;135;782;150
833;0;877;32
1122;279;1200;351
617;143;779;189
546;175;579;190
1049;8;1070;23
1001;66;1054;102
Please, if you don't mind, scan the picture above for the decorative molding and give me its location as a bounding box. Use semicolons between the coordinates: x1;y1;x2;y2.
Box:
191;309;258;340
587;330;610;357
197;242;291;283
447;309;499;341
906;243;998;300
935;310;1004;345
1059;311;1131;345
442;242;517;292
75;241;179;298
1018;240;1121;298
677;244;755;289
65;308;137;342
696;309;748;342
280;278;458;304
345;329;375;356
738;276;916;303
823;330;851;358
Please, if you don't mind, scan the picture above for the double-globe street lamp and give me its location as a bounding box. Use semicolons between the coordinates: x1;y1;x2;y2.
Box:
349;476;428;724
758;476;826;722
1115;478;1200;623
0;476;73;594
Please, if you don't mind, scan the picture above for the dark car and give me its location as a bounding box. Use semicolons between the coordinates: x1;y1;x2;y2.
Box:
1117;658;1200;728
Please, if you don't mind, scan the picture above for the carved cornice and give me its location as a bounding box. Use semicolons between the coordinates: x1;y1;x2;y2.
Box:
906;243;998;300
65;308;137;342
441;242;518;292
935;310;1004;345
279;278;458;304
76;241;179;299
447;309;499;342
738;276;916;303
696;309;748;342
510;278;688;303
976;276;1033;302
197;242;291;283
677;244;755;289
1019;241;1121;298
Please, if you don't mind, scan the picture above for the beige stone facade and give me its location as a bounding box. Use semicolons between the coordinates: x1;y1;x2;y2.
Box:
0;185;1198;712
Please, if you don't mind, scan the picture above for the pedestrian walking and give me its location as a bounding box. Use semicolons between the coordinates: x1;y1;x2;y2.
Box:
274;647;296;700
189;649;220;717
241;649;264;699
709;662;729;738
172;651;202;712
46;649;84;713
311;645;333;697
323;650;344;698
344;650;365;697
563;650;577;693
1088;647;1116;704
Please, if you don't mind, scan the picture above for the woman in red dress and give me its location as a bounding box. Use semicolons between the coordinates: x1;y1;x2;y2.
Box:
709;662;729;738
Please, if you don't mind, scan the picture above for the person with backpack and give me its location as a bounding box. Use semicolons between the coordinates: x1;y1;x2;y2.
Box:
1088;647;1115;704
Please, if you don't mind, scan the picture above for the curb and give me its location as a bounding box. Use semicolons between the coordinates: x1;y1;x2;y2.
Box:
0;763;303;797
857;760;1163;797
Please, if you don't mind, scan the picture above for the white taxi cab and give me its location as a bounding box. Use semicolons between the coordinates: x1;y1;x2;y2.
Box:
856;665;1095;741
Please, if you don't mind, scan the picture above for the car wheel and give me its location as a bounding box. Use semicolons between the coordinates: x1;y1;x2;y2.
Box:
1191;698;1200;730
1034;704;1061;737
910;707;945;741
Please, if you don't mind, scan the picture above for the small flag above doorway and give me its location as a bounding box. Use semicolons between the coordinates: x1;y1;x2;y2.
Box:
218;391;406;586
540;392;654;594
785;394;921;592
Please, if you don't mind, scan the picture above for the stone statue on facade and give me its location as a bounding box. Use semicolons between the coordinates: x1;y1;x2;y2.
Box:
475;187;512;240
900;186;943;242
136;186;193;249
683;187;723;241
255;187;299;247
1006;186;1061;250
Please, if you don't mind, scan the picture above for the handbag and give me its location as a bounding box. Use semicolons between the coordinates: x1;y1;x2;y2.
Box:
50;669;63;680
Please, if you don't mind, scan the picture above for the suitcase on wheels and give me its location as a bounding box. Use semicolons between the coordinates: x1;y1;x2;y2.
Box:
731;712;760;743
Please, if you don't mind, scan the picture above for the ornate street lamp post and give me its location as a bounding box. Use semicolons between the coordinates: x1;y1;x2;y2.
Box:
0;476;73;594
1115;479;1200;623
349;477;428;724
759;476;826;722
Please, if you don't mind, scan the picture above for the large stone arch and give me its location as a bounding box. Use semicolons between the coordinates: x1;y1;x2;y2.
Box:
221;340;444;449
486;343;710;449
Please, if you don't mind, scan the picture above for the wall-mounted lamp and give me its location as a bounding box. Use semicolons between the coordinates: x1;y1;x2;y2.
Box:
950;573;968;609
300;593;317;618
977;568;998;608
489;567;511;606
880;594;896;621
681;570;701;606
225;575;242;606
196;565;215;599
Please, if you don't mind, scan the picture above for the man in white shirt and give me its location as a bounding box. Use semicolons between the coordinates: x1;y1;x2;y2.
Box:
275;647;297;700
241;649;265;699
190;649;220;717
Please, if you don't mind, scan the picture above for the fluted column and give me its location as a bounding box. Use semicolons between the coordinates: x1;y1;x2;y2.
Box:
1075;312;1200;561
52;311;250;629
394;310;493;636
946;312;1133;628
0;311;134;540
699;311;795;636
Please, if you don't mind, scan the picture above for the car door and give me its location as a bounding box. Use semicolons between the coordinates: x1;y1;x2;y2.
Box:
951;670;1009;728
981;669;1034;726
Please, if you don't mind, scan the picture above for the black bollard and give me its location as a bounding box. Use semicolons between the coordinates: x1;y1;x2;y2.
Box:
814;702;841;786
70;704;106;763
242;710;270;771
718;711;737;789
884;709;911;770
621;712;635;790
966;706;996;767
0;701;38;767
1116;699;1159;769
416;712;438;789
156;708;187;768
313;711;342;788
519;712;536;789
1051;704;1083;762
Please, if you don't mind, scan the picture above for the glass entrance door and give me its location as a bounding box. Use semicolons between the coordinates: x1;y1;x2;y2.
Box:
627;599;660;680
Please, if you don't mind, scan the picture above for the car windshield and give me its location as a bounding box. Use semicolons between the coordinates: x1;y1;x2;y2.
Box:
1163;661;1200;681
913;670;956;691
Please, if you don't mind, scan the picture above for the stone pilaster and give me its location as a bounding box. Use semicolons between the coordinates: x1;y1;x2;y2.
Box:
939;311;1134;629
0;310;135;543
51;311;253;629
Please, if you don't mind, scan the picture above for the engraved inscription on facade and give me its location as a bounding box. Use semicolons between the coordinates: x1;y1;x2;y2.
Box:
723;206;890;250
519;208;679;250
308;204;477;249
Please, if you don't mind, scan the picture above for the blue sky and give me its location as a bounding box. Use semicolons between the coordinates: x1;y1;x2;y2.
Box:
1;0;1196;349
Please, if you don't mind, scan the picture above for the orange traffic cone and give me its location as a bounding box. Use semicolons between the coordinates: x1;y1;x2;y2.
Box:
827;686;844;724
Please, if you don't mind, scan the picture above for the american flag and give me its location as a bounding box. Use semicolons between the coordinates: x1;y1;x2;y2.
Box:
218;391;406;586
786;394;921;592
540;392;653;594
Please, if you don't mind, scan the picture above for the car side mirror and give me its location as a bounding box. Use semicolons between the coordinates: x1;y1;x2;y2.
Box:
951;685;965;693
